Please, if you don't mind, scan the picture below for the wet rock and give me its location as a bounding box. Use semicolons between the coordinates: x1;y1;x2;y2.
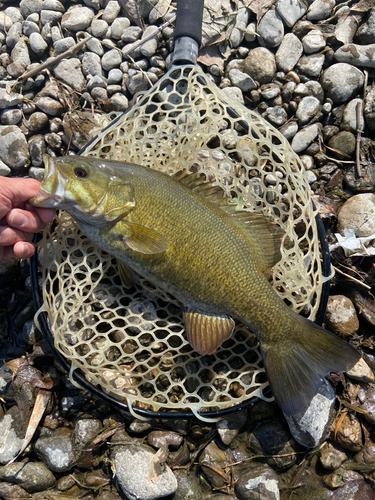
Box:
111;443;177;500
284;379;335;448
275;33;303;73
258;9;284;48
61;6;94;31
321;63;364;104
173;469;206;500
334;413;363;452
330;480;375;499
28;111;49;132
147;430;183;449
235;464;280;500
335;43;375;69
341;98;364;133
328;131;356;158
347;358;375;384
34;428;77;472
248;420;297;470
53;58;86;92
319;442;348;470
74;417;102;447
337;194;375;237
291;123;321;153
0;408;24;464
243;47;276;85
358;386;375;424
217;409;247;445
0;462;56;492
0;483;31;499
354;438;375;465
276;0;306;28
199;441;228;488
323;468;363;488
0;125;29;170
324;295;359;337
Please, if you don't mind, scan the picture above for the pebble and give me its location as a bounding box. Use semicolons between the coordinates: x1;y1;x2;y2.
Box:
34;429;77;472
0;12;13;31
1;109;23;125
276;0;306;28
229;69;257;92
53;37;75;55
0;125;29;170
102;48;122;71
105;92;129;111
331;480;375;500
102;0;121;24
61;6;95;31
11;38;31;68
0;409;24;464
33;96;63;116
173;469;205;500
335;43;375;68
364;85;375;131
199;441;227;488
354;438;375;465
307;0;335;21
23;20;40;36
28;111;49;132
291;123;321;153
275;33;303;72
334;413;363;452
285;379;335;448
296;96;321;125
216;410;247;445
347;358;375;384
111;443;177;500
53;58;86;92
355;7;375;44
41;9;63;24
0;462;56;492
258;9;284;48
140;25;159;57
243;47;276;85
235;464;280;500
73;418;102;447
319;442;348;470
335;12;358;45
324;295;359;337
323;468;363;489
82;52;102;78
297;53;325;77
321;63;364;104
337;194;375;237
6;22;22;49
341;98;365;133
91;19;109;38
264;106;288;126
121;26;143;43
147;430;183;449
302;29;326;54
328;131;356;158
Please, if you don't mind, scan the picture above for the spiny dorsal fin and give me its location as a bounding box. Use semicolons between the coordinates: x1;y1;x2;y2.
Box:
171;170;227;204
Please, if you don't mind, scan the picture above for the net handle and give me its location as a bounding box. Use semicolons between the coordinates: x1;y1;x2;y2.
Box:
172;0;204;65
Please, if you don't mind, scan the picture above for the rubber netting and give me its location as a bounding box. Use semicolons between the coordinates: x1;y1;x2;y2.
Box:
36;65;323;420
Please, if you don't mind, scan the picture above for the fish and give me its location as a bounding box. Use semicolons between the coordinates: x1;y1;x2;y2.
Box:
30;155;360;416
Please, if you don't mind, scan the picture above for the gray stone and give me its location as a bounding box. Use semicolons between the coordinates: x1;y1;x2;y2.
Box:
305;80;324;102
29;32;48;56
102;48;122;71
111;443;177;500
235;464;280;500
328;130;356;158
91;19;109;38
87;75;107;91
34;429;76;473
0;125;29;170
42;0;65;11
6;22;22;49
306;170;318;184
320;63;364;104
217;409;247;445
29;134;46;167
83;0;101;10
22;20;40;36
284;379;335;448
222;86;245;104
147;430;183;449
307;0;335;21
53;58;86;92
111;17;131;40
102;0;121;24
296;96;321;125
61;6;94;31
40;10;63;25
27;13;40;22
230;7;249;48
325;295;359;337
300;155;314;171
0;462;55;492
243;47;276;85
51;25;62;43
355;7;375;44
264;106;288;126
337;194;375;237
53;37;75;54
11;38;31;68
85;37;104;56
121;26;143;43
108;68;123;84
280;121;298;141
297;53;325;77
335;43;375;69
364;85;375;131
126;72;150;95
4;7;24;23
82;52;102;78
0;412;23;464
258;9;284;48
0;162;12;176
104;92;129;111
20;0;42;17
260;83;281;99
173;469;204;500
335;12;358;45
0;12;13;31
0;89;23;109
291;123;321;153
275;33;303;72
276;0;306;28
1;109;23;125
229;69;257;92
74;418;102;447
341;98;364;133
244;22;257;42
33;96;63;116
140;25;159;57
28;111;49;131
302;29;326;54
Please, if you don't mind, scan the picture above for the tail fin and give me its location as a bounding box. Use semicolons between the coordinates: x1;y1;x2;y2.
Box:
260;317;360;416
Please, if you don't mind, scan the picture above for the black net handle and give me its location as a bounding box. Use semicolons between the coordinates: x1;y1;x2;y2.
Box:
174;0;204;46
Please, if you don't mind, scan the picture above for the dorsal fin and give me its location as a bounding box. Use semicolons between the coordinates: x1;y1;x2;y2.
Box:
171;170;284;269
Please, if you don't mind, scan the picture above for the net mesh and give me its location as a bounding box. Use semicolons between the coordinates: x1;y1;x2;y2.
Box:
36;65;323;419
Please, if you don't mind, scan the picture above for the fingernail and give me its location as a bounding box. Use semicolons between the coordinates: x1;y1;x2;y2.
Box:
10;212;28;227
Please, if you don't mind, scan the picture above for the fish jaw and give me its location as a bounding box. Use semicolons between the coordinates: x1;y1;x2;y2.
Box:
29;155;69;209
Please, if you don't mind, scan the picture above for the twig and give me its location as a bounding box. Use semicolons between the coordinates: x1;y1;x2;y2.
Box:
355;101;363;178
332;265;371;290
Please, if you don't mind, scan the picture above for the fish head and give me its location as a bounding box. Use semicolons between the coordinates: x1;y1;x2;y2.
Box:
30;155;136;225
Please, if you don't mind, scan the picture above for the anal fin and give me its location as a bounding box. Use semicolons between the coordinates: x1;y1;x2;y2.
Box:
183;307;235;355
117;259;138;288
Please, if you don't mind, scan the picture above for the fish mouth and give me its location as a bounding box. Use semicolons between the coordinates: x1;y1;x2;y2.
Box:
29;155;62;208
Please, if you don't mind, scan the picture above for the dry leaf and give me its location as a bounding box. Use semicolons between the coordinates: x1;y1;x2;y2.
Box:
243;0;276;24
147;444;169;483
118;0;144;28
150;0;171;20
198;45;225;72
351;0;373;12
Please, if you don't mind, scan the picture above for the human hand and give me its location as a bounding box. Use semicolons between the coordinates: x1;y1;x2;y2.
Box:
0;177;55;260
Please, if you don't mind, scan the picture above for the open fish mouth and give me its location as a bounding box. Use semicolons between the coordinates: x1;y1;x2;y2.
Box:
29;155;63;208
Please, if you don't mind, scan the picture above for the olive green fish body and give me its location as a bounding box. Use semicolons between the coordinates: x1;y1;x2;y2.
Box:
30;156;360;416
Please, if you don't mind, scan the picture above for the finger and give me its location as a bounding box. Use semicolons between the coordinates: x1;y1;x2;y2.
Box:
35;207;56;224
6;208;47;233
0;226;34;246
13;241;35;259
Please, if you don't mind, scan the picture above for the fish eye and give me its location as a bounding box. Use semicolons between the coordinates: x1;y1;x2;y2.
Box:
74;167;88;178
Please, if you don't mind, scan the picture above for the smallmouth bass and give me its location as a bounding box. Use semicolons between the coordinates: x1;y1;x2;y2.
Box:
30;155;360;416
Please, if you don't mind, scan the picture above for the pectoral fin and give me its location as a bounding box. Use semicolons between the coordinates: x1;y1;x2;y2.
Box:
183;307;235;355
117;260;138;288
119;221;169;254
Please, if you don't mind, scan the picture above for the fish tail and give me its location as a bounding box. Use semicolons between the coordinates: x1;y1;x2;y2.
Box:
259;316;360;416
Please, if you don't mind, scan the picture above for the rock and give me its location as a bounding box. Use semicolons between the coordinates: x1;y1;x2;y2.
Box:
229;69;257;92
11;38;31;68
1;109;23;125
347;358;375;383
328;131;356;158
275;33;303;72
248;420;297;470
0;162;11;176
258;9;284;48
341;98;364;133
0;483;31;499
291;123;321;153
324;295;359;337
29;134;46;167
0;462;56;492
321;63;364;104
140;25;159;57
147;430;183;449
355;8;375;44
284;379;335;448
173;469;205;500
41;9;63;25
335;43;375;68
319;442;347;470
354;438;375;465
82;52;102;78
307;0;335;21
126;72;150;95
334;413;363;452
53;58;86;92
61;6;94;31
91;19;109;38
217;410;247;445
0;125;29;170
87;75;107;91
0;409;24;464
23;20;40;36
33;96;63;116
29;32;48;55
280;121;298;140
102;48;122;71
28;111;49;132
121;26;143;43
199;441;227;488
6;22;22;49
264;106;288;126
103;92;129;112
336;12;358;45
302;29;326;54
323;468;363;489
74;418;102;447
111;443;177;500
53;37;75;55
102;0;121;24
306;170;318;184
297;53;325;78
34;428;77;472
235;464;280;500
295;96;321;125
276;0;306;28
110;17;131;40
0;12;13;31
243;47;276;85
230;7;249;47
337;194;375;237
330;480;375;499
